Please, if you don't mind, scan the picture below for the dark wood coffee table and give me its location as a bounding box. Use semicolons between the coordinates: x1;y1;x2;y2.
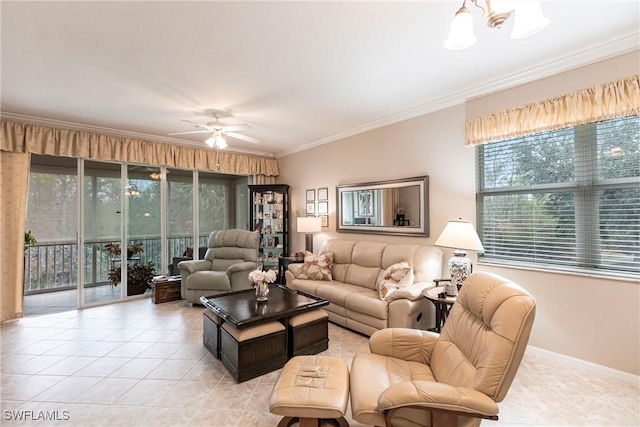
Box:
199;285;329;380
200;285;328;328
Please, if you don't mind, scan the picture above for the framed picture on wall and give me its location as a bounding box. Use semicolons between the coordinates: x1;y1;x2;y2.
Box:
357;190;374;217
319;215;328;227
317;201;328;215
306;202;315;214
317;187;328;201
306;189;315;202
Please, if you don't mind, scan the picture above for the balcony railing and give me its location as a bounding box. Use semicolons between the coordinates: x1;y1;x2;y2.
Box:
24;236;203;295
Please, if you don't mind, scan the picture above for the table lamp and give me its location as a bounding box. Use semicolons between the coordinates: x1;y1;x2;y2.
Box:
434;218;484;296
297;217;322;254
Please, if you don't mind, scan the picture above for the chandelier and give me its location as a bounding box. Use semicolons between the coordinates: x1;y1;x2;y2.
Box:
444;0;549;50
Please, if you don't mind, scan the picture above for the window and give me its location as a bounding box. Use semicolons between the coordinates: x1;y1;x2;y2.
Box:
476;115;640;278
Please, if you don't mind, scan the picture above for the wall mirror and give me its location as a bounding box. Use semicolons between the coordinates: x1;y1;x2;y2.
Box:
336;176;429;237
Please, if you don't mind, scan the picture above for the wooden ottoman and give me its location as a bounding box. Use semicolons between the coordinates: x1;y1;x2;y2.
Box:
220;321;287;382
269;355;350;427
287;309;329;358
203;309;221;359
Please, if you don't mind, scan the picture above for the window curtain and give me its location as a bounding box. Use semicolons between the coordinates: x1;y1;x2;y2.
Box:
0;120;279;177
465;75;640;146
252;174;276;185
0;151;30;322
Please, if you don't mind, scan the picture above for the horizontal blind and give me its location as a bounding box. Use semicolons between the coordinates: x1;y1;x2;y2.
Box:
477;115;639;277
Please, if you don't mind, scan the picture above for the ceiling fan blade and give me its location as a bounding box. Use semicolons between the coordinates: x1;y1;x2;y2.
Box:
221;124;250;132
181;119;213;130
168;130;211;136
225;132;260;144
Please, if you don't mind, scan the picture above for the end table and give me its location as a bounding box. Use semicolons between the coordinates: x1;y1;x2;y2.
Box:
423;285;457;333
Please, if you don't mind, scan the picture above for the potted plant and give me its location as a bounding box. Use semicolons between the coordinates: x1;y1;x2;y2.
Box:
108;262;156;296
104;242;145;258
24;230;37;251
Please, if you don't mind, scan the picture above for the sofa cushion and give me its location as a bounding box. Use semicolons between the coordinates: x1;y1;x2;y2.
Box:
316;282;369;307
345;291;388;320
298;252;333;281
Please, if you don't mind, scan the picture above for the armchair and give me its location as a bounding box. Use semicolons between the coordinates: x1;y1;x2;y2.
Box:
178;229;260;304
349;271;536;427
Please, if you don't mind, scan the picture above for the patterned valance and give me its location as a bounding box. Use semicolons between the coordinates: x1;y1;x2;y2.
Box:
0;120;279;176
465;75;640;146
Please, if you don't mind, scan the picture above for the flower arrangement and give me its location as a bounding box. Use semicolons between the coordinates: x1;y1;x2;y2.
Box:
248;269;277;284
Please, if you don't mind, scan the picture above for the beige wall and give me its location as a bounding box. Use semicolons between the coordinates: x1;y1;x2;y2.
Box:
277;52;640;375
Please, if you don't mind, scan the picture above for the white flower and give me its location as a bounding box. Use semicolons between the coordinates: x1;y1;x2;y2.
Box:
248;269;277;284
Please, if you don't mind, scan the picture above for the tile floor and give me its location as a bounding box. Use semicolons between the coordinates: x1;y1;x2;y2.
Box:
1;298;638;427
23;286;126;317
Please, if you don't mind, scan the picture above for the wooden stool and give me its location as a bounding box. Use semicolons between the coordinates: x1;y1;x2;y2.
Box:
270;355;349;427
202;309;221;359
220;321;287;382
287;309;329;358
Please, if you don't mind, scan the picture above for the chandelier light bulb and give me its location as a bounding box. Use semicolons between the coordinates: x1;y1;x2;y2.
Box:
204;136;216;148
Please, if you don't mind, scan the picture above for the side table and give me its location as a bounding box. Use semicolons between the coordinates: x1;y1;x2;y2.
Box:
278;256;304;284
422;286;457;333
151;276;182;304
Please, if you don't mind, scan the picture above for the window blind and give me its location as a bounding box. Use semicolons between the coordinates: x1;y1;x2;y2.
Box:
476;115;639;277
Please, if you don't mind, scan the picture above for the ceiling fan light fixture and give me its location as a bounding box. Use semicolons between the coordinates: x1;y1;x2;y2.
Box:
204;136;216;148
215;136;227;149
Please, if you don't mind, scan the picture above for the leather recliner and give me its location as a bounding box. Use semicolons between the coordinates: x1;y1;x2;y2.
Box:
178;229;259;304
349;271;536;427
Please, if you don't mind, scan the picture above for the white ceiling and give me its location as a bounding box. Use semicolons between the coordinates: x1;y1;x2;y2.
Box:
2;1;639;158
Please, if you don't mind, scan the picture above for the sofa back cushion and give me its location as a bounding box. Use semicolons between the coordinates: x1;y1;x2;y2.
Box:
321;239;442;291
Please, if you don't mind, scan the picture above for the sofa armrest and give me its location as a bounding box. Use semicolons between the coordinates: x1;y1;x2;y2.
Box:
377;381;498;420
287;263;303;278
227;261;257;275
177;259;211;274
369;328;438;364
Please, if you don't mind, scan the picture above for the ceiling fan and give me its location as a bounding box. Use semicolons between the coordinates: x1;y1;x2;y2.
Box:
169;112;260;149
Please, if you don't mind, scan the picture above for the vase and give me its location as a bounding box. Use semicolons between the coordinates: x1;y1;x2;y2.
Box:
255;281;269;301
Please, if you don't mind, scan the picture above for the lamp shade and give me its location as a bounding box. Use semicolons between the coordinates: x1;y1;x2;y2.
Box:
297;217;322;233
510;1;549;39
443;5;477;50
434;219;484;252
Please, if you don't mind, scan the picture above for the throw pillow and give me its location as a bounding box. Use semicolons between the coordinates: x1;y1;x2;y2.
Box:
298;251;333;281
377;261;414;300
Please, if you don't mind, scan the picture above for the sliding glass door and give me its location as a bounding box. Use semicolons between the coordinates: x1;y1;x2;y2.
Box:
82;160;123;305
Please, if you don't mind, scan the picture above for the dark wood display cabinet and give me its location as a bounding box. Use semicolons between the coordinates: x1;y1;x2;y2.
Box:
248;184;290;274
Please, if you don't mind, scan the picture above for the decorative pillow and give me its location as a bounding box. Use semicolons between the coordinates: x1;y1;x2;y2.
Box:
377;261;414;300
298;251;333;281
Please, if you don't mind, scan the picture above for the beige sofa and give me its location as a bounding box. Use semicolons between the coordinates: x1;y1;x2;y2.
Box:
285;239;443;336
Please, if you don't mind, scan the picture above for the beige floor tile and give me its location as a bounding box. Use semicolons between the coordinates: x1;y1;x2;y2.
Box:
113;378;177;406
0;354;66;375
72;357;131;377
38;356;99;376
0;374;66;401
136;342;182;359
105;342;153;358
71;377;138;404
108;358;164;379
31;376;102;403
144;358;198;380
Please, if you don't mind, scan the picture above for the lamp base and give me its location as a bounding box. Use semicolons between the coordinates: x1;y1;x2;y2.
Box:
305;234;313;254
447;250;472;296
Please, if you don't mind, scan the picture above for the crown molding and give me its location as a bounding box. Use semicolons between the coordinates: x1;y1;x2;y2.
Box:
0;112;275;158
276;32;639;158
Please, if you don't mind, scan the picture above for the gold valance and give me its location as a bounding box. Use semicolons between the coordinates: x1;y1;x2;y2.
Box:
465;75;640;146
0;120;279;176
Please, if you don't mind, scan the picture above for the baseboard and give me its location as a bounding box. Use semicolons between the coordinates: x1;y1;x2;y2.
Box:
527;345;639;384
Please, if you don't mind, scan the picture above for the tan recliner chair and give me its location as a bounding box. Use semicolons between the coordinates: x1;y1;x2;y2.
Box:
178;229;259;304
349;271;536;427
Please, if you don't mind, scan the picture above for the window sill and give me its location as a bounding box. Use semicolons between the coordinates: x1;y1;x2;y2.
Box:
477;259;640;284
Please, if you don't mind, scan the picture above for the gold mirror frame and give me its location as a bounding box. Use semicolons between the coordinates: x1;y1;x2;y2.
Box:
336;176;429;237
